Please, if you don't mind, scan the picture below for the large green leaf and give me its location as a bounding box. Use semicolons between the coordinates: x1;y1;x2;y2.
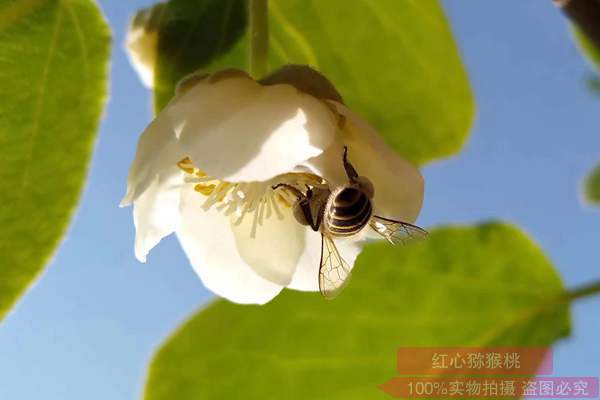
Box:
149;0;247;111
583;162;600;205
0;0;110;320
144;223;570;400
149;0;474;165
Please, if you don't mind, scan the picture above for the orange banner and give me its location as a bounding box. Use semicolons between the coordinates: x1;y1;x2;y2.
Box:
395;347;552;375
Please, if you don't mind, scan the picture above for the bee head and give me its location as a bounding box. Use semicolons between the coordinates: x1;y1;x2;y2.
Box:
292;200;310;226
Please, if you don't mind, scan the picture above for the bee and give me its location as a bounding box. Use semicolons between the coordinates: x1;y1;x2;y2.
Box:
273;146;428;299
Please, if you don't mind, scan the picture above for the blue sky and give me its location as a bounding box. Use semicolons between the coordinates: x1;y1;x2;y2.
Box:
0;1;598;399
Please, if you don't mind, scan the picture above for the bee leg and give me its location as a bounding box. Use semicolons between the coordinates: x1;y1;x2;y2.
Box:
272;183;304;199
305;185;314;199
273;183;321;231
298;198;321;232
342;146;359;182
302;187;324;232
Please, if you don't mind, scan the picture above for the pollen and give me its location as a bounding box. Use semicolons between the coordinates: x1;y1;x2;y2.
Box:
194;183;216;195
176;157;326;237
176;157;195;174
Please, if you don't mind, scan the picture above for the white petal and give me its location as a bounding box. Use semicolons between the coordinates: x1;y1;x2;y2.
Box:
230;206;306;286
121;110;182;206
288;230;364;291
300;140;348;188
315;102;424;223
170;76;338;182
133;165;184;262
176;187;283;304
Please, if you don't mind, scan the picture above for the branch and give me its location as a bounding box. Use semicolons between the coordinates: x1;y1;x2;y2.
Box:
249;0;269;78
565;280;600;302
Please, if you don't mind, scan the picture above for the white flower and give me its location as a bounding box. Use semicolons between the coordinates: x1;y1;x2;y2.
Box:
121;65;424;304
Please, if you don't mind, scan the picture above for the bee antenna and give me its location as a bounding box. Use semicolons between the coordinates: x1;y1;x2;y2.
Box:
342;145;359;181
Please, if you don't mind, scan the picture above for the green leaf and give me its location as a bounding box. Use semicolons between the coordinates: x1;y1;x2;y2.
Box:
149;0;474;164
586;74;600;94
573;26;600;73
148;0;247;111
268;0;475;165
144;223;570;400
583;162;600;205
0;0;110;321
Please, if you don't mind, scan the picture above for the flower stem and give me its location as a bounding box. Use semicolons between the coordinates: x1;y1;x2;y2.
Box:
249;0;269;78
564;280;600;302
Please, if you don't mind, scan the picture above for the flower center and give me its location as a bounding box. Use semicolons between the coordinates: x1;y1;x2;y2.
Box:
177;157;325;237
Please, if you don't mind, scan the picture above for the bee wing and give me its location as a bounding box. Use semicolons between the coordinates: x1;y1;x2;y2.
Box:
319;234;352;299
369;215;428;245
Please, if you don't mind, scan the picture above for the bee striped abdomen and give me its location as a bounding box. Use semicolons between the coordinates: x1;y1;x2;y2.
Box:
326;187;372;236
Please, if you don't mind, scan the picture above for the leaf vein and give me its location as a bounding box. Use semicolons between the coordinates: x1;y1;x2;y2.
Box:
18;4;63;199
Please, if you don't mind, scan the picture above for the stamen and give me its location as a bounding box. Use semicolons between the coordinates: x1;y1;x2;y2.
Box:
177;157;326;237
194;183;216;195
251;210;259;237
269;191;284;219
257;197;266;226
176;157;195;174
265;192;273;219
276;192;292;207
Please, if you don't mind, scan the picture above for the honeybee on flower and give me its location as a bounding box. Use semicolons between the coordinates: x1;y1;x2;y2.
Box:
121;64;425;304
